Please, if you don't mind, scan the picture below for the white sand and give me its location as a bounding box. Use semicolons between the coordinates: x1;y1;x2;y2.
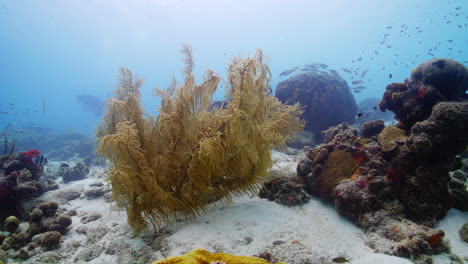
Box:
24;151;466;263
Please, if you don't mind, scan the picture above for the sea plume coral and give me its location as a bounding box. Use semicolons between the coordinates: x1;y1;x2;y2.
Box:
96;46;304;233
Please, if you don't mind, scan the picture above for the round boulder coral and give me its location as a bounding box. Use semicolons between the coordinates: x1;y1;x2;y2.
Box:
410;58;468;99
3;216;19;233
41;231;62;250
275;63;357;141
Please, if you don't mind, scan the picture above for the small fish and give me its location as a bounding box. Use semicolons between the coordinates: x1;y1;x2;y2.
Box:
361;70;368;78
417;30;422;33
33;155;48;166
384;33;389;37
387;45;392;48
455;6;461;10
279;66;299;76
332;257;350;263
374;51;379;55
8;103;15;105
353;85;366;90
448;40;453;43
272;240;285;246
356;113;364;119
353;90;361;93
386;26;392;29
351;80;364;85
373;106;378;109
458;25;462;28
401;24;406;28
341;68;352;73
357;57;362;62
446;21;451;23
389;73;392;78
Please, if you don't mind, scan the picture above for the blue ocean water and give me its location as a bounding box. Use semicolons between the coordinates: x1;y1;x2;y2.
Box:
0;0;467;136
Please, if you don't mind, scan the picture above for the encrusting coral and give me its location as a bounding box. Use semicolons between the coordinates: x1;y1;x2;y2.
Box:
96;46;304;233
151;248;286;264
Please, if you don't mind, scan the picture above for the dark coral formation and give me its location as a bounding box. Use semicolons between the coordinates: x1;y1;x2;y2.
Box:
296;59;468;261
259;177;310;206
275;63;357;142
378;58;468;131
360;120;385;138
58;162;90;183
0;202;72;260
0;150;55;223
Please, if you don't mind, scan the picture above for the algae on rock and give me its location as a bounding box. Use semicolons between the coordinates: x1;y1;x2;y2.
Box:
96;46;304;233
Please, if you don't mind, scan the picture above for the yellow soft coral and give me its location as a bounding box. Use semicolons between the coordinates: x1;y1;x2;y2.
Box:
96;46;304;233
152;249;285;264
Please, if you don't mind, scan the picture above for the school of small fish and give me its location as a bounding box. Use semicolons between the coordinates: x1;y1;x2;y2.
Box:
339;4;467;95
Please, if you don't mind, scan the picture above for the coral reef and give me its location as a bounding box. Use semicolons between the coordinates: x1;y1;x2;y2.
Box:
151;248;286;264
0;202;72;260
96;47;304;233
259;177;310;206
378;58;468;131
296;59;468;261
0;149;54;223
275;63;357;142
58;162;90;183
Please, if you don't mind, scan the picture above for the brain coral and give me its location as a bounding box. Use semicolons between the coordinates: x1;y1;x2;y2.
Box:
378;126;407;152
312;149;358;199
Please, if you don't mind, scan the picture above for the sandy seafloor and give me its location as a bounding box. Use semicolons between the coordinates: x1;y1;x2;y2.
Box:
17;150;468;264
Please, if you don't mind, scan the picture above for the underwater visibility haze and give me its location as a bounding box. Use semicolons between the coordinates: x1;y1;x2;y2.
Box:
0;0;467;264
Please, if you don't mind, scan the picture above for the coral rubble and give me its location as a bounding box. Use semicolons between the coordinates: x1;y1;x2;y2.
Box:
259;177;310;206
296;58;468;261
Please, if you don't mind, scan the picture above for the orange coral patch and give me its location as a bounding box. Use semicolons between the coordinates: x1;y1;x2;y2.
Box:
427;233;443;247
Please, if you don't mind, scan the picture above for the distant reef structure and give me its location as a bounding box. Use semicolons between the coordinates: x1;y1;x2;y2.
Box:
355;97;395;127
275;63;358;143
76;94;105;117
294;58;468;262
